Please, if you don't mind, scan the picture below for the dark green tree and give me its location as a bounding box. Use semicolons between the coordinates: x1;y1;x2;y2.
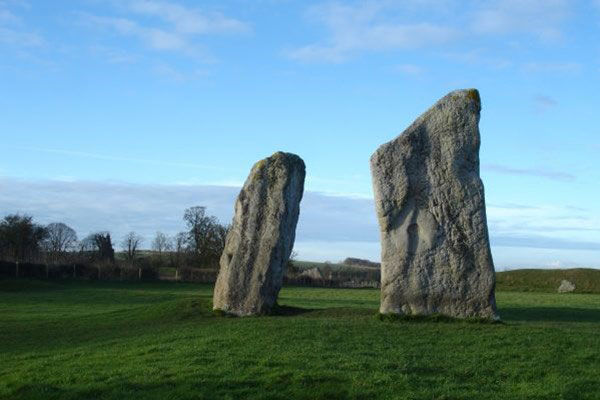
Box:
0;214;48;262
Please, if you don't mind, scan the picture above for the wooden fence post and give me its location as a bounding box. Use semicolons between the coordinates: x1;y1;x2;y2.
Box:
175;268;179;282
15;261;19;278
138;267;142;281
46;264;49;279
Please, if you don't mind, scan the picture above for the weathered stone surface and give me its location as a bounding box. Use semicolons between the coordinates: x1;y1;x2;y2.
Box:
370;89;497;319
213;152;305;316
558;280;576;293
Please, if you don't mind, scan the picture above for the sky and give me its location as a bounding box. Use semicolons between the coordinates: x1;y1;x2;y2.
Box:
1;0;600;269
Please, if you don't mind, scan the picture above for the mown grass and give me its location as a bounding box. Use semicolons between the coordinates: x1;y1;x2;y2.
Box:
1;280;599;400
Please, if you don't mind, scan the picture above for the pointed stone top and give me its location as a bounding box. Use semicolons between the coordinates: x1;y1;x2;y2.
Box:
418;88;481;123
371;88;482;163
269;151;305;164
445;88;481;111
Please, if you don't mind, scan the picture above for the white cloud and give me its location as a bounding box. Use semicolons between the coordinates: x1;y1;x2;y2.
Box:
80;1;249;59
128;0;248;35
0;26;42;46
487;203;600;243
290;0;575;63
471;0;569;41
522;61;581;73
9;145;238;172
0;0;43;47
394;63;424;75
0;8;18;23
81;14;188;52
152;62;210;82
90;45;138;64
442;49;513;69
0;178;379;258
287;2;458;62
483;163;575;182
2;178;600;267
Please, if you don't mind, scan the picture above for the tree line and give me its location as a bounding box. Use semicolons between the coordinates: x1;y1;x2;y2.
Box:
0;206;229;270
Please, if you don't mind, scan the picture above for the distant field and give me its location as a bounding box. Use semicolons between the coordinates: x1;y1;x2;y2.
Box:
295;263;600;294
1;279;599;399
497;268;600;293
294;261;379;270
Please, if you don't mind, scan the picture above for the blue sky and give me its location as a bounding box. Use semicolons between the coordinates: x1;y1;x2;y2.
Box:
1;0;600;269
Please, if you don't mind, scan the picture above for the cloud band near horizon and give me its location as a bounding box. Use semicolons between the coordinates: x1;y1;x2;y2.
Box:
1;177;599;269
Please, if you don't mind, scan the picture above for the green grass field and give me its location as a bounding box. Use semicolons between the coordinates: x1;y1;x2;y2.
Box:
1;279;599;400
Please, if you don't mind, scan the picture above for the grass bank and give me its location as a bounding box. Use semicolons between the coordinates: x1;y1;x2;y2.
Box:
497;268;600;293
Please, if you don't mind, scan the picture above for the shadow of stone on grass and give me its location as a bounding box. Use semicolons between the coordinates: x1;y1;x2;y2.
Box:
376;313;502;324
499;307;600;323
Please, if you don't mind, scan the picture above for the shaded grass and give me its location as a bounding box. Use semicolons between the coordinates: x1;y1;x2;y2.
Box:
0;280;599;399
376;312;502;324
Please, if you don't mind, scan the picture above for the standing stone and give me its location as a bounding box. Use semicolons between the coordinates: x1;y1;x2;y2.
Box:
558;280;576;293
370;89;498;319
213;152;305;316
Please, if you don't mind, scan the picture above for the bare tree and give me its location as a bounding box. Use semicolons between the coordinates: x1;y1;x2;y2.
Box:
183;206;214;256
151;231;171;255
183;206;229;268
45;222;78;263
121;232;143;263
173;231;188;268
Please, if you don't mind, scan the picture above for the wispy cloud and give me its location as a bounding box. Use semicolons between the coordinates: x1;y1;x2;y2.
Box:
0;26;42;46
289;0;575;62
152;62;209;82
442;49;513;69
10;146;240;172
487;203;600;248
79;1;249;60
1;178;599;266
0;178;379;254
0;0;43;47
89;45;138;64
492;235;600;251
483;163;575;182
287;2;458;62
80;14;191;53
471;0;569;41
522;61;582;73
394;63;424;75
0;8;18;24
128;0;248;35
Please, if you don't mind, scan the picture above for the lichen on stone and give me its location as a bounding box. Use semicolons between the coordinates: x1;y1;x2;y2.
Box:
466;89;481;107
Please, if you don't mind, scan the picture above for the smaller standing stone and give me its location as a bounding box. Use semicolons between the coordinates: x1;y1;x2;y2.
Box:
213;152;305;316
557;280;576;293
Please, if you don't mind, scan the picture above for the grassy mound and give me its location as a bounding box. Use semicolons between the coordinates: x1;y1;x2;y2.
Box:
497;268;600;293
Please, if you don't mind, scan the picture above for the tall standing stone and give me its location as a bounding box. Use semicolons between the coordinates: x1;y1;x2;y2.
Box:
213;152;305;316
370;89;497;319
